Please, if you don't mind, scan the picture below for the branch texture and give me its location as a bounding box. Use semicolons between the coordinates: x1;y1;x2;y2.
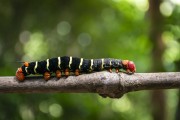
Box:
0;72;180;98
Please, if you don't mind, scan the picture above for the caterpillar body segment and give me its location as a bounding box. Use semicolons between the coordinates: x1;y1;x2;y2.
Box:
16;56;136;81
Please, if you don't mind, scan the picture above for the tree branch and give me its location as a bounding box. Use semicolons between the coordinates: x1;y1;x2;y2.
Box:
0;72;180;98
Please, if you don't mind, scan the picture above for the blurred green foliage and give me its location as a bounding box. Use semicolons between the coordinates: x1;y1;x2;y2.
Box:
0;0;179;120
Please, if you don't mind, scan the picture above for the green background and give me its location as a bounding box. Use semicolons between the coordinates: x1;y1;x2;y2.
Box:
0;0;180;120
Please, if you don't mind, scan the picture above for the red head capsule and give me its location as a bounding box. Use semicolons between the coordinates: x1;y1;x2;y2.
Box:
122;60;136;73
127;61;136;73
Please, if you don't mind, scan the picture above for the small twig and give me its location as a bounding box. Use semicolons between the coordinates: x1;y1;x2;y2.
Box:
0;72;180;98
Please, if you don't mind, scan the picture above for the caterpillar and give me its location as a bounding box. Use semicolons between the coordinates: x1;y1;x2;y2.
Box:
16;56;136;81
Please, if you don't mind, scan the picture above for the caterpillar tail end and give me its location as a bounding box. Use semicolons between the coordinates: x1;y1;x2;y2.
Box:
16;68;25;81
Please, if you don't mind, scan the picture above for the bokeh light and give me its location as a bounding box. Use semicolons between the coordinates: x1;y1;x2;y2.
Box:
22;32;49;61
78;33;92;47
57;21;71;36
160;1;174;17
19;104;35;120
49;103;63;118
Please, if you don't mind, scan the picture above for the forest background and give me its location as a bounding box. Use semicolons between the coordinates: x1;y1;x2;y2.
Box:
0;0;180;120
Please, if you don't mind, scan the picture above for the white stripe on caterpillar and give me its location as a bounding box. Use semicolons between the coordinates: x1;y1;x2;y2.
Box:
46;59;50;71
34;61;38;73
69;56;72;69
58;57;61;68
79;58;83;69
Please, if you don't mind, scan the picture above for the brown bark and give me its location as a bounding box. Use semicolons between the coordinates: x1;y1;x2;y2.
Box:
148;0;166;120
0;72;179;98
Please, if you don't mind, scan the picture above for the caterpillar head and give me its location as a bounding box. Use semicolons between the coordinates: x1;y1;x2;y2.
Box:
16;62;29;81
122;60;136;73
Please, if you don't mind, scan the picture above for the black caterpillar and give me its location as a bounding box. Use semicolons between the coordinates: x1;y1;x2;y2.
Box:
16;56;136;81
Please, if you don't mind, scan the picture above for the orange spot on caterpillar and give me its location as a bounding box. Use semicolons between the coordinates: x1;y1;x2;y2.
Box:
24;62;29;67
16;68;25;81
44;72;51;80
122;60;129;67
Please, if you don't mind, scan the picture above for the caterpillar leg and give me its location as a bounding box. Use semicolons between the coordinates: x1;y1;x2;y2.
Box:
44;72;51;80
16;68;25;81
108;68;112;73
126;69;131;74
115;68;119;73
64;68;70;76
55;70;61;79
75;69;80;76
